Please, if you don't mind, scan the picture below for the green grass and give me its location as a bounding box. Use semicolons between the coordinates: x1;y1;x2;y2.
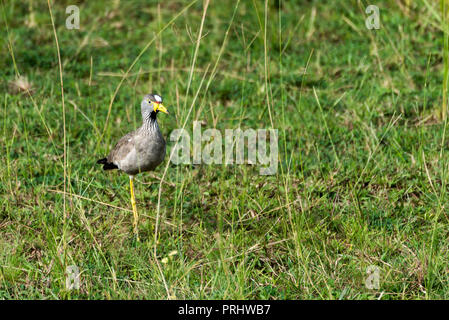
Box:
1;0;449;299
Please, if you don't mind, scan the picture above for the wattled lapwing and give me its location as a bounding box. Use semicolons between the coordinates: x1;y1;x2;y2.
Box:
97;94;169;240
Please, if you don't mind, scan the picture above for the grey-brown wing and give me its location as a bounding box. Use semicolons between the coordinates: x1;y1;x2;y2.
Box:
107;131;136;164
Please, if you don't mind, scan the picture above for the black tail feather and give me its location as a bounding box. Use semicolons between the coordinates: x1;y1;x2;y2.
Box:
97;158;108;164
97;158;118;170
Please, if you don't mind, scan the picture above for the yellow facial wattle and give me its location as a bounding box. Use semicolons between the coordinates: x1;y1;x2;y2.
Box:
154;103;169;114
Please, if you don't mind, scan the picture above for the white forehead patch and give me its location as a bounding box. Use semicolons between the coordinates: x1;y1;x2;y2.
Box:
154;94;162;103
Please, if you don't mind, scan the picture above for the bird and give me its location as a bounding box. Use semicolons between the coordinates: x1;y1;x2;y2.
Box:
97;93;169;240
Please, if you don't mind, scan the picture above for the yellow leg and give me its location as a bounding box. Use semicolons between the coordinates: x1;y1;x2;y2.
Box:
129;175;139;241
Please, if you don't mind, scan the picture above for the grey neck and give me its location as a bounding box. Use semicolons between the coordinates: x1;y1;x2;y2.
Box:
142;110;159;133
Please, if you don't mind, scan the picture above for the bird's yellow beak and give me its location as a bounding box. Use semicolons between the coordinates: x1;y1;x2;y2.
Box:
154;103;169;114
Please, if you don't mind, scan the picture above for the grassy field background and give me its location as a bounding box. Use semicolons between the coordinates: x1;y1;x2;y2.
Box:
1;0;449;299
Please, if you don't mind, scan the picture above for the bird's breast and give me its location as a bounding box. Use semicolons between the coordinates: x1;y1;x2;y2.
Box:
134;135;166;170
